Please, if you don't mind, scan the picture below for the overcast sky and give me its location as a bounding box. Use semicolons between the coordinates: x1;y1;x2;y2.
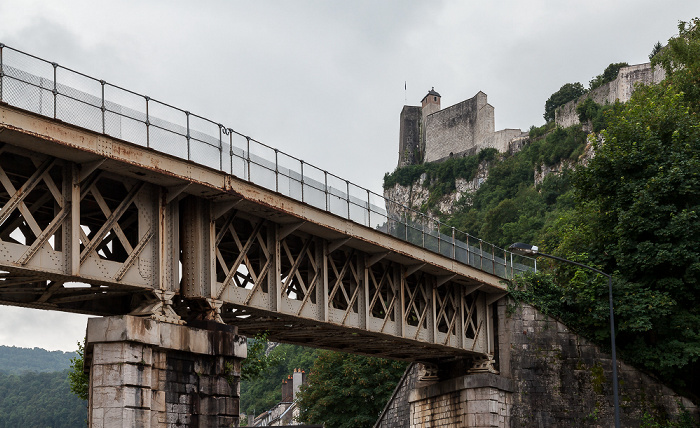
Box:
0;0;697;352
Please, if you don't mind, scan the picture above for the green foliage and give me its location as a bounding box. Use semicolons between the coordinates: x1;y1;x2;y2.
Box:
68;340;89;401
652;18;700;110
383;148;497;190
529;21;700;396
568;80;700;386
640;401;698;427
241;332;286;382
544;82;587;122
649;41;664;61
0;345;77;374
0;370;87;427
295;351;407;428
445;125;585;248
589;62;629;91
528;121;556;140
239;344;318;416
576;98;615;133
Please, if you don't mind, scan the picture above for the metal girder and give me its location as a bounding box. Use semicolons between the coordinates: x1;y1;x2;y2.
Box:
0;110;507;362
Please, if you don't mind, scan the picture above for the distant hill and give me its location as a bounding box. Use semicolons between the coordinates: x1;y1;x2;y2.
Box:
0;345;77;374
0;346;86;427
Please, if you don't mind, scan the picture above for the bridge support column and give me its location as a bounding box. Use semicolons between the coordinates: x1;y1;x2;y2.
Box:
85;315;246;428
408;372;513;427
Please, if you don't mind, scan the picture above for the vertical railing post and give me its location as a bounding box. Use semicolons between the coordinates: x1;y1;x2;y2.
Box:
492;246;496;274
246;137;251;182
466;234;471;266
452;227;456;260
51;62;58;119
479;240;483;271
185;111;191;160
100;80;106;134
346;180;351;220
300;160;304;203
0;44;4;103
229;130;233;175
366;189;371;228
324;171;328;211
145;96;150;148
510;252;513;279
219;125;224;172
404;210;408;241
421;215;425;249
274;149;279;193
437;220;440;254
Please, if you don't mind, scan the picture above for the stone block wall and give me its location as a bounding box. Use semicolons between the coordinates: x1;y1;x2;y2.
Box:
374;363;419;428
555;62;666;128
398;106;423;167
500;300;698;427
424;92;494;163
86;315;246;428
374;300;697;427
406;374;513;428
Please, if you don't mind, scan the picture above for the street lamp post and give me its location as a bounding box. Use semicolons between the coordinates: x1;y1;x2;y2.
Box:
508;243;620;428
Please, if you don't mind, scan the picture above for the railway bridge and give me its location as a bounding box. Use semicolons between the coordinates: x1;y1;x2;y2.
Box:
0;44;533;427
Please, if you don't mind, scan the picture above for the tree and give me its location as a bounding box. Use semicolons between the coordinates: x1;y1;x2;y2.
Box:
589;62;629;90
68;340;89;401
295;351;407;428
551;22;700;391
241;332;285;381
544;82;587;122
649;41;664;61
652;18;700;110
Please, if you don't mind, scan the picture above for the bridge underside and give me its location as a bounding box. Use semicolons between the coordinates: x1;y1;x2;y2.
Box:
0;105;507;363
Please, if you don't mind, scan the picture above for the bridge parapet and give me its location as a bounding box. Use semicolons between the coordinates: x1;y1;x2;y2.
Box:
0;44;533;363
0;43;535;281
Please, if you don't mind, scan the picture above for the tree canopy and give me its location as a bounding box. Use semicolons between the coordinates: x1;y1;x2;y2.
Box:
528;18;700;396
544;82;587;122
295;351;407;428
589;62;629;90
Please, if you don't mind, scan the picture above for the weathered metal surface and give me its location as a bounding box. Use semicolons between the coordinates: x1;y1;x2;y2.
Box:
0;104;504;361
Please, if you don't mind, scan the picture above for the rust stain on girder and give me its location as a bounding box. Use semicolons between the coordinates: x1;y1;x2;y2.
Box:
0;104;503;290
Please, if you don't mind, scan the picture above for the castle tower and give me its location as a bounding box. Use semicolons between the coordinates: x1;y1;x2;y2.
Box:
397;88;442;167
421;87;441;114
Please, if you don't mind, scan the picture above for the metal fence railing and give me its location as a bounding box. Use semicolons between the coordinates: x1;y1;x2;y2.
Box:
0;43;536;280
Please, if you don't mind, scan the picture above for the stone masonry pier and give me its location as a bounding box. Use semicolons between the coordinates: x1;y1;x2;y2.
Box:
85;316;246;427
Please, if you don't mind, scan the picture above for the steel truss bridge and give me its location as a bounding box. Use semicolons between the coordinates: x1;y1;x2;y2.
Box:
0;44;534;363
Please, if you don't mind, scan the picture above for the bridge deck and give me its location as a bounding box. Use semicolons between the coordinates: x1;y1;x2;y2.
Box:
0;44;533;362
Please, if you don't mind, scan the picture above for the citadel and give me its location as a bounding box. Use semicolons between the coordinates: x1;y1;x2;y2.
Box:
397;61;666;168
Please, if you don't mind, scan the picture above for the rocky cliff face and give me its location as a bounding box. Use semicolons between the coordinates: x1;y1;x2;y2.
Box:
383;160;491;216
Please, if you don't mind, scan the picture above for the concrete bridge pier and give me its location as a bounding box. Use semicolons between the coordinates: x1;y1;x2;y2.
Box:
408;371;513;427
85;315;246;428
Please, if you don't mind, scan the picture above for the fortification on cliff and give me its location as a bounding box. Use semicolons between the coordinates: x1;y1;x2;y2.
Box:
398;89;526;167
555;62;666;127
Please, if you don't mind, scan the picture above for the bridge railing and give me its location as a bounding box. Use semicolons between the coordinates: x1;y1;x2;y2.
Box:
0;44;536;280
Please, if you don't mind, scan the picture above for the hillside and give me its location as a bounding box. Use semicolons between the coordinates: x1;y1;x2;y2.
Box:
0;345;77;374
381;18;700;403
0;346;86;427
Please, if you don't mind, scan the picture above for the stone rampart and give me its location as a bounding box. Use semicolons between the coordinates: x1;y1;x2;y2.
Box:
424;93;493;163
555;62;666;128
398;106;422;167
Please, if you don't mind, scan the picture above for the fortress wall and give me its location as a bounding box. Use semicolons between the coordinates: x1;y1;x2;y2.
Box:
398;106;422;167
475;104;496;149
424;93;495;163
555;62;666;128
481;129;523;153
